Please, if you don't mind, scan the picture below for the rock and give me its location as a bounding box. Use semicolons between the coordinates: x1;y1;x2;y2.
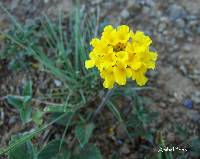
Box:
191;91;200;104
188;20;198;27
142;6;151;14
91;0;102;5
120;144;130;154
179;65;187;75
167;4;187;21
54;79;62;87
11;0;20;10
187;110;200;122
179;0;200;14
186;15;197;21
155;10;162;17
175;18;185;28
197;26;200;34
116;124;127;139
176;29;185;38
183;44;192;52
160;16;170;24
9;116;17;125
160;102;167;108
183;28;192;35
101;2;113;10
158;23;167;32
167;132;176;142
127;0;138;8
173;44;179;51
120;9;130;19
44;0;49;3
138;0;155;7
187;37;193;42
0;108;4;125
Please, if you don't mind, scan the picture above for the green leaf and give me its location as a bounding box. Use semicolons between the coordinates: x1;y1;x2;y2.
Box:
8;134;36;159
72;144;102;159
44;105;73;113
7;95;32;123
75;123;95;148
32;109;43;126
111;153;120;159
23;81;32;96
7;96;23;110
38;140;71;159
50;112;74;126
19;106;32;123
22;96;32;109
144;131;154;143
190;137;200;156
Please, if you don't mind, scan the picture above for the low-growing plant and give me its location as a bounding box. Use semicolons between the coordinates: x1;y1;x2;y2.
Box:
0;2;185;159
0;2;101;157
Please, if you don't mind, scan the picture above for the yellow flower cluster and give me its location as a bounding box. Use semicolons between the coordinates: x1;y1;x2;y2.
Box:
85;25;158;89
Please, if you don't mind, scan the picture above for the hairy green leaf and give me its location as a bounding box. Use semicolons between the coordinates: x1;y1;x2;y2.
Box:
75;123;95;148
38;140;71;159
7;95;32;123
8;134;36;159
32;109;43;126
72;144;102;159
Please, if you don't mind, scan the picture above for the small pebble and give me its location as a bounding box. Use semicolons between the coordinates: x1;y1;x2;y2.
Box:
175;18;185;28
120;9;130;19
179;65;187;75
44;0;49;3
197;26;200;34
183;44;192;52
91;0;102;5
167;132;176;142
54;80;62;87
167;4;187;21
160;102;166;108
120;144;130;154
117;124;127;139
9;116;17;125
191;91;200;104
187;110;200;122
158;23;167;32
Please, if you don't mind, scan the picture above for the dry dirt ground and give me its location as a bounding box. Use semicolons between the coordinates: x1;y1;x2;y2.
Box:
0;0;200;158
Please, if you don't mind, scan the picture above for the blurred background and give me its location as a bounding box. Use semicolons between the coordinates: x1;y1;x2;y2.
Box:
0;0;199;158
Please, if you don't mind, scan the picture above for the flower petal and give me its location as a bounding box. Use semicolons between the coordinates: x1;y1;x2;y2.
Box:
114;65;126;85
126;67;132;78
85;60;95;69
132;66;148;86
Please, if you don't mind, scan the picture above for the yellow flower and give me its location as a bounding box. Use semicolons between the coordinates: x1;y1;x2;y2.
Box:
85;25;158;89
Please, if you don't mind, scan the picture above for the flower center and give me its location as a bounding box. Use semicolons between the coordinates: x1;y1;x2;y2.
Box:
113;43;126;52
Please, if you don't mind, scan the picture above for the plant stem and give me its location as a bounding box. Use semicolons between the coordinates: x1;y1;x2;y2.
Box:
92;88;114;120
